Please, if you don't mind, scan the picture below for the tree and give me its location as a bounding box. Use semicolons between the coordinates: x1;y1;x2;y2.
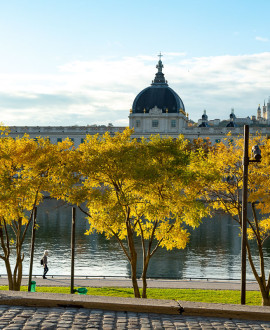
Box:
63;129;213;298
205;134;270;306
0;129;73;290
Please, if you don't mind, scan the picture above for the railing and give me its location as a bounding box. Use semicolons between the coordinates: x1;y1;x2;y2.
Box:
0;274;257;282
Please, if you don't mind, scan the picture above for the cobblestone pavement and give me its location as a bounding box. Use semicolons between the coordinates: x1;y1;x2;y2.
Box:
0;305;270;330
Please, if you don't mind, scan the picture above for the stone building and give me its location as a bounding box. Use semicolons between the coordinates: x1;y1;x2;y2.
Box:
6;125;125;148
129;56;270;143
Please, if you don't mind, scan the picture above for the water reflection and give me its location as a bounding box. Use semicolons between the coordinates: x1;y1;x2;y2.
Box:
0;199;269;280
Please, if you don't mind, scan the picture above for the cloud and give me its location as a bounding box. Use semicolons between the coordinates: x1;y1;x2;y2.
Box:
0;53;270;126
255;36;269;42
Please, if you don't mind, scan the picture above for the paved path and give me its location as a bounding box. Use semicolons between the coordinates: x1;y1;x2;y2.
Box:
0;304;270;330
0;276;260;291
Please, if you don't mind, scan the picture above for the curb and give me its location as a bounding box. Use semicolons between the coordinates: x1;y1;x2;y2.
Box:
0;291;181;315
1;291;270;322
180;300;270;321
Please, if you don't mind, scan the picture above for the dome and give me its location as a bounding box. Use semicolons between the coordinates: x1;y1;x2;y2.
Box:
132;55;185;114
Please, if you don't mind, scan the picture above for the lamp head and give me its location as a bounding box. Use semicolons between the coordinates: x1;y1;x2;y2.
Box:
251;145;262;162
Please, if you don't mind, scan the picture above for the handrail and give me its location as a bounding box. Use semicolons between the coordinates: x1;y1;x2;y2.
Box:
0;274;257;282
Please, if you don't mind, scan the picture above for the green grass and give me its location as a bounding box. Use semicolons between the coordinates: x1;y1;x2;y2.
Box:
0;285;262;306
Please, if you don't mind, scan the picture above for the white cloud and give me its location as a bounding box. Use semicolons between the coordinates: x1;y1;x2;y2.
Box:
0;53;270;126
255;36;269;42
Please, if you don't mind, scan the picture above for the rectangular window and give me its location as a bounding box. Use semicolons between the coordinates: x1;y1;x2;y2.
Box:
215;139;221;144
57;138;62;143
70;138;74;142
81;138;85;144
171;120;176;128
152;120;159;128
135;120;141;128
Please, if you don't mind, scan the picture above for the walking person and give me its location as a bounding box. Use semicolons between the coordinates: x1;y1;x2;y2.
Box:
42;250;49;279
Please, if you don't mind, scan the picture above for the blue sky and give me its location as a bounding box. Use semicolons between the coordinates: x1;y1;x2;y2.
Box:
1;0;270;126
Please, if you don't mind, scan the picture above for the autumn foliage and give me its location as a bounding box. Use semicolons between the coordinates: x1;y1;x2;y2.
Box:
4;126;270;304
204;134;270;306
56;129;213;297
0;127;73;290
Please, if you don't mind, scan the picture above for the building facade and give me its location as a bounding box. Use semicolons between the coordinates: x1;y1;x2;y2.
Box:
129;56;270;143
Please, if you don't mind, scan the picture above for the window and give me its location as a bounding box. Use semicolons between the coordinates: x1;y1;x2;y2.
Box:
70;138;74;142
171;120;176;128
215;139;221;144
135;120;141;128
81;138;85;144
57;138;62;143
152;120;159;128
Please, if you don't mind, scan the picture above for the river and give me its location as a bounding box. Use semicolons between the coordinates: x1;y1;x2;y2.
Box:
1;199;269;280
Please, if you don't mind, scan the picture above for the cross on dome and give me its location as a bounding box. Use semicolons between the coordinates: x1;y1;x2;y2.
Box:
156;52;164;73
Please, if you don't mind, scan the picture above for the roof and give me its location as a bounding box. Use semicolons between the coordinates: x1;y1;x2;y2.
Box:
132;55;185;114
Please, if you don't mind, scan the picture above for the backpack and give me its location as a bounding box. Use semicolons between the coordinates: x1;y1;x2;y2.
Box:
40;258;43;265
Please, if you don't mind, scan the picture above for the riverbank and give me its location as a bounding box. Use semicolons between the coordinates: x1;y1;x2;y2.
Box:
0;275;260;291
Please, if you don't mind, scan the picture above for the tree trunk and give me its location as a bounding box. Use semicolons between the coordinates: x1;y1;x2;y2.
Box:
13;256;23;291
2;256;22;291
256;275;270;306
261;290;270;306
0;225;14;290
126;218;140;298
141;257;150;298
0;218;26;291
130;256;140;298
246;241;270;306
4;258;14;290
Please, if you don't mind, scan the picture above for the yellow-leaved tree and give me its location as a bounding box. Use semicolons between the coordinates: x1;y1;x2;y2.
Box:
61;129;213;298
205;134;270;306
0;128;73;290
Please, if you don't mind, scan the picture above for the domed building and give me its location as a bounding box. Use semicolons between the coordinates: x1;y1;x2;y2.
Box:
129;55;188;137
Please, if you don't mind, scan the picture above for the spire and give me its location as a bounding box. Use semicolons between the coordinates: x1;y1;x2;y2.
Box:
257;104;261;120
230;108;236;119
152;52;168;85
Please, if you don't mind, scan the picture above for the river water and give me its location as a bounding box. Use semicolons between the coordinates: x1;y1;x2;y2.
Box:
1;199;270;280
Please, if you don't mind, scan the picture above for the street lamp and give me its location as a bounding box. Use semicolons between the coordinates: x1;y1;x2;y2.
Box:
241;125;261;305
251;145;262;162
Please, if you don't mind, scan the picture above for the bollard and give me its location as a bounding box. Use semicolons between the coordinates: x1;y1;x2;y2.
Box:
30;281;36;292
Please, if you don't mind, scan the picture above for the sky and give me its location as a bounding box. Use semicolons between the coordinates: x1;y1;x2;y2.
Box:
1;0;270;127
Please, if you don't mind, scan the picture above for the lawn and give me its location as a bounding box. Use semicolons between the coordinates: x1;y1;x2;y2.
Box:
0;286;262;306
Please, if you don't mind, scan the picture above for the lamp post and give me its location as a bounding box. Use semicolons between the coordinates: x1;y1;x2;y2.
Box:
28;207;37;292
241;125;249;305
71;207;76;294
241;125;261;305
